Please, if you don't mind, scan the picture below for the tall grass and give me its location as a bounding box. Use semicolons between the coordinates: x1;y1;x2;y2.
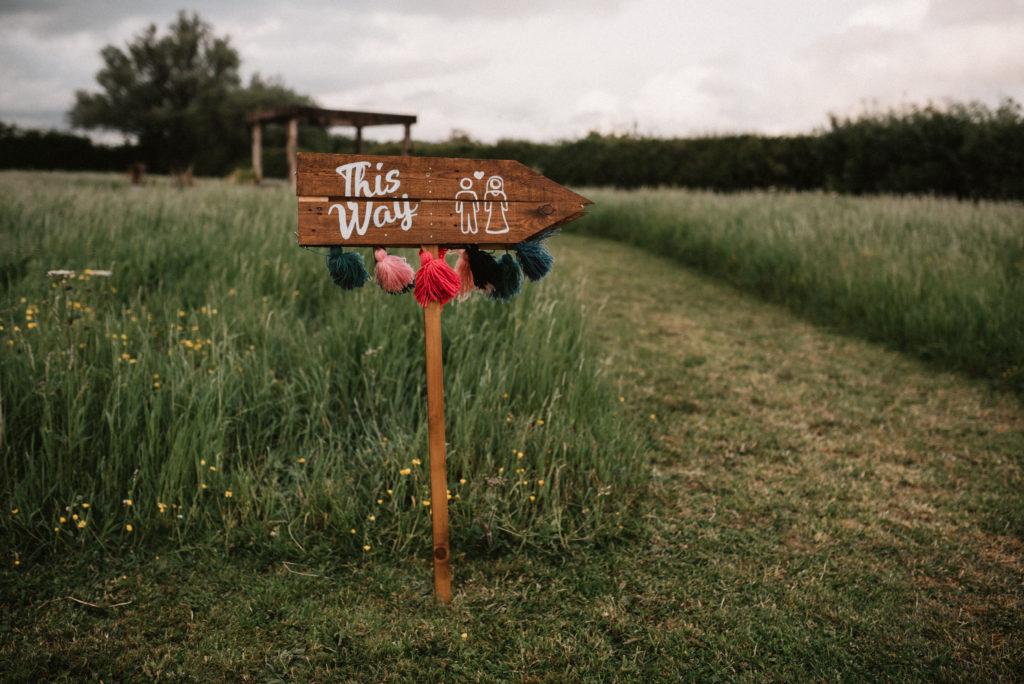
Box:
0;172;645;561
578;188;1024;392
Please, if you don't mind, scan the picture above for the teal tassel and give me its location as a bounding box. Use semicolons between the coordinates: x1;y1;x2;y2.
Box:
327;247;369;289
486;253;522;301
513;239;554;282
467;247;521;301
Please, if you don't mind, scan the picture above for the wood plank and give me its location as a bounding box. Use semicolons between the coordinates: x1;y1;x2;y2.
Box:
247;106;416;126
297;153;592;207
297;199;584;247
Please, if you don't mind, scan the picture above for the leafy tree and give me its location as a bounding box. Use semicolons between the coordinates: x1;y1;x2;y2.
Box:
69;11;242;176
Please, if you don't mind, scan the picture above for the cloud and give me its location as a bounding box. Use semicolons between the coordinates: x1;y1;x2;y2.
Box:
1;0;1021;142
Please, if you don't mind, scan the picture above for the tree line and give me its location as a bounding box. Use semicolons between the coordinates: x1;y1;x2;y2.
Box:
2;10;1021;200
5;99;1021;200
384;99;1022;200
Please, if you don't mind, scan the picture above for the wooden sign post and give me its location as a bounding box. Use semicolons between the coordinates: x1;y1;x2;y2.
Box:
296;153;591;603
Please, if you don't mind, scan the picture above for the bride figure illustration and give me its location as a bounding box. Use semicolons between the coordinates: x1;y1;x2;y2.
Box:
483;175;510;234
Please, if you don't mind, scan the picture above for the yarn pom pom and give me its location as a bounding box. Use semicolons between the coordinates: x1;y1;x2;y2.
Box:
413;250;460;308
467;247;521;301
327;247;369;289
467;246;498;292
487;253;522;301
513;239;554;282
453;249;475;300
373;248;414;294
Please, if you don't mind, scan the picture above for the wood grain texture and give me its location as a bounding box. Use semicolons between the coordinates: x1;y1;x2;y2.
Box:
297;199;585;247
296;154;590;247
422;244;452;604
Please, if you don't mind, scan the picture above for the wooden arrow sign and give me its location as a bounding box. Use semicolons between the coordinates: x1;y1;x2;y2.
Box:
296;153;591;247
295;153;591;606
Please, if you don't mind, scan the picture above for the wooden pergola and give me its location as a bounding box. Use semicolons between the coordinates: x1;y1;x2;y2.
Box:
246;105;417;186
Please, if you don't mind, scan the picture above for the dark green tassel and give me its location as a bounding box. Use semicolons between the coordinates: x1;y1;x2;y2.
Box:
487;253;522;301
513;239;554;281
467;247;521;301
327;247;369;289
467;246;498;290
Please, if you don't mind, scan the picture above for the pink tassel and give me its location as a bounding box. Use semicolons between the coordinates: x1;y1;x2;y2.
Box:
453;249;475;300
414;250;461;308
373;248;415;294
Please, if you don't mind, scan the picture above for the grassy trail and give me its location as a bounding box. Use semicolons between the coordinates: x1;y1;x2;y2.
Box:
3;233;1022;681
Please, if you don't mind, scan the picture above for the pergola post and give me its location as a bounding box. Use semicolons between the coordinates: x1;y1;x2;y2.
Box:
251;123;263;183
247;106;417;181
287;117;298;189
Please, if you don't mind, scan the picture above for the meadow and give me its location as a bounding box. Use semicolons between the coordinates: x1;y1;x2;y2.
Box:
0;171;645;560
578;188;1024;394
2;172;1022;679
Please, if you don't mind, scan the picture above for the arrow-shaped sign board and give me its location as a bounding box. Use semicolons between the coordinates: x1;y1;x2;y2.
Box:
296;153;591;247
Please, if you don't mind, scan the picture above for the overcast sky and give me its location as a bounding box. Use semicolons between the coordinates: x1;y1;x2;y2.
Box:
2;0;1022;143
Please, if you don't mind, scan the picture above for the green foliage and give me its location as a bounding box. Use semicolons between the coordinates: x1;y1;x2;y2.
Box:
353;99;1024;200
67;13;312;176
0;123;137;172
822;99;1024;199
69;12;241;174
32;87;1022;198
0;172;645;561
577;188;1024;393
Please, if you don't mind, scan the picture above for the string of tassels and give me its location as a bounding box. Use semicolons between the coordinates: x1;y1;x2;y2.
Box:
320;241;556;307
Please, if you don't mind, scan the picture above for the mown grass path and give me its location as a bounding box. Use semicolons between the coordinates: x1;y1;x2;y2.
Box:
3;233;1022;681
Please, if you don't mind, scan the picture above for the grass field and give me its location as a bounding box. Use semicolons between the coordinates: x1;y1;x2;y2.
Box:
2;173;1022;680
0;172;644;561
578;188;1024;394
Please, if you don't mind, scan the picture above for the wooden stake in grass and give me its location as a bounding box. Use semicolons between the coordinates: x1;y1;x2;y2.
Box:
295;153;591;604
422;245;452;604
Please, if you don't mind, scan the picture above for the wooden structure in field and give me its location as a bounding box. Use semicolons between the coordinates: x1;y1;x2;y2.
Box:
247;106;417;186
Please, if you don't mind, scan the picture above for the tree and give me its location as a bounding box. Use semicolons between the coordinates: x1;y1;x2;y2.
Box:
69;11;241;176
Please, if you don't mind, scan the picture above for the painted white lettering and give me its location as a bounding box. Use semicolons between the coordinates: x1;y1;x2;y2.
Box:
328;197;420;239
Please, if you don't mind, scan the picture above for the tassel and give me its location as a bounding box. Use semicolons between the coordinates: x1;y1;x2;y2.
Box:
413;249;460;308
453;249;475;300
373;248;414;294
327;247;369;289
467;247;521;301
467;246;499;295
487;253;522;301
513;239;554;282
